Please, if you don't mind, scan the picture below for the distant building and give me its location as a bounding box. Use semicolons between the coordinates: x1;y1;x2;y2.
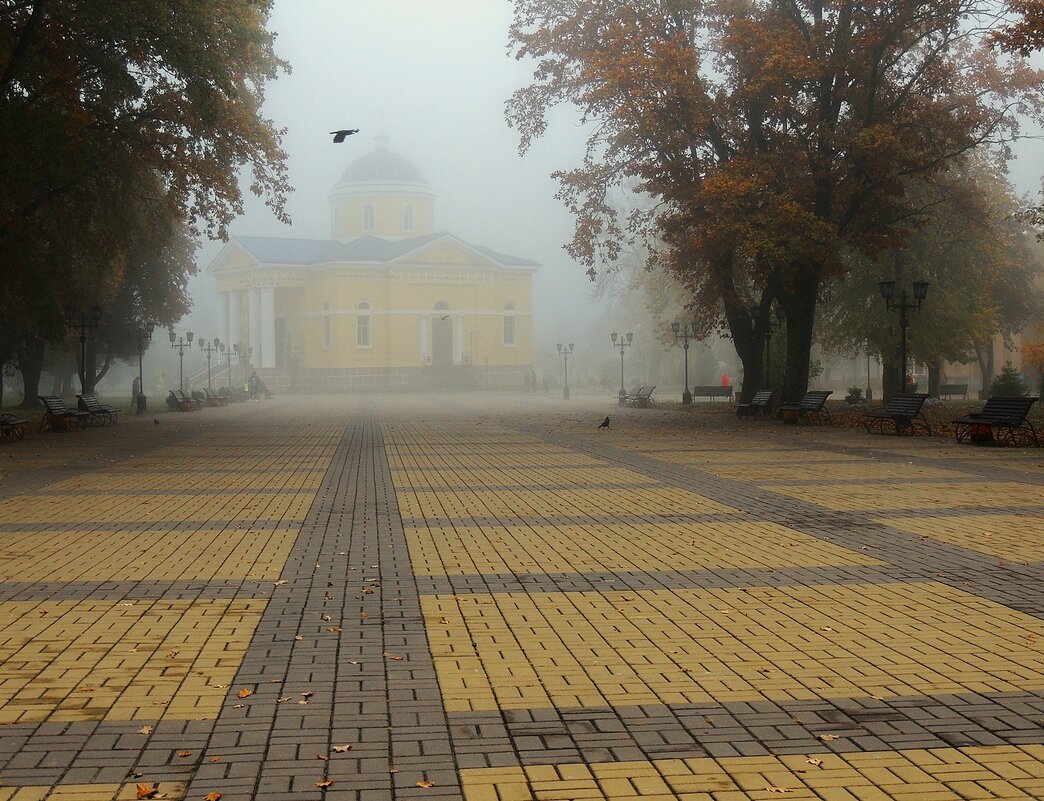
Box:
207;135;537;391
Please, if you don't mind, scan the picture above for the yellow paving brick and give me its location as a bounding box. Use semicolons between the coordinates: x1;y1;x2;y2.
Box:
0;599;263;722
764;480;1042;511
879;512;1044;564
426;582;1043;712
405;519;881;576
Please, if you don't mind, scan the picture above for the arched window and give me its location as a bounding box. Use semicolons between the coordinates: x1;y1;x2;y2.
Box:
356;301;372;348
362;204;376;232
322;303;331;349
403;204;415;233
503;302;517;347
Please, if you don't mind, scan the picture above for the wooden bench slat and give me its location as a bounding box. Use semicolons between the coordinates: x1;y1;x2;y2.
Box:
951;396;1039;446
863;392;931;435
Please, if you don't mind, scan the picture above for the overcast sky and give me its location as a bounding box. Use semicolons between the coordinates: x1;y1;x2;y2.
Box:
189;0;603;350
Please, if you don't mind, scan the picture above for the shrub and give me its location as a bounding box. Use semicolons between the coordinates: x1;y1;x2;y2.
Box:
989;362;1028;397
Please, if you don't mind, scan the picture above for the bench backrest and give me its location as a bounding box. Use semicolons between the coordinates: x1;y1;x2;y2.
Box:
797;390;832;409
693;385;733;396
38;395;70;413
636;386;655;399
976;395;1038;421
750;389;775;405
77;394;102;410
882;392;929;414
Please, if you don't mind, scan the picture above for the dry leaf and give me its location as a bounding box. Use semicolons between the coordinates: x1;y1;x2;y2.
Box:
166;650;179;659
328;626;343;632
204;793;222;801
768;789;794;794
315;754;329;761
332;744;352;752
275;580;288;585
294;636;303;641
277;697;291;703
237;689;253;698
232;704;245;709
806;757;822;766
137;726;154;734
207;757;221;763
177;750;192;758
135;783;158;799
818;734;838;742
416;780;435;788
347;660;360;665
315;780;333;789
383;652;404;660
321;614;332;621
302;691;314;698
359;612;368;620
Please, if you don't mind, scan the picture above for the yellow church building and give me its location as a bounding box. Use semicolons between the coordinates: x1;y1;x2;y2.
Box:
207;135;537;391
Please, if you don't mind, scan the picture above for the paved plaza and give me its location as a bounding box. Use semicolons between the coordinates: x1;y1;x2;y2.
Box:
0;394;1041;801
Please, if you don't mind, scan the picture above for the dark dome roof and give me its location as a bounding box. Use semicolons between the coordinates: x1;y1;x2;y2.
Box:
339;135;427;185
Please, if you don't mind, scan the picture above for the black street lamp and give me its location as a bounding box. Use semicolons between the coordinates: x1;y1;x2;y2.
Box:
671;321;698;405
556;342;574;399
130;320;156;413
64;304;102;393
879;279;929;394
610;331;633;406
749;305;785;386
169;328;194;391
198;337;221;391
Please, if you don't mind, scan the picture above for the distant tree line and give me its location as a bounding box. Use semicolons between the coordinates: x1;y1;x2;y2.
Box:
0;0;290;406
507;0;1044;402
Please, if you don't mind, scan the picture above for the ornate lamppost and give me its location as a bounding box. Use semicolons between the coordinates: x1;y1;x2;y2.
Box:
556;342;574;400
64;304;102;393
610;331;633;406
169;328;194;391
198;338;222;391
671;321;698;405
879;279;929;394
130;320;156;413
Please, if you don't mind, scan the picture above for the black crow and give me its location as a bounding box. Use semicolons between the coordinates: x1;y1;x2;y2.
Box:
330;129;360;143
598;416;610;429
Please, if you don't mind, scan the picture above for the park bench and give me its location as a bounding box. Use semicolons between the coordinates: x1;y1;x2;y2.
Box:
863;392;931;436
77;393;120;426
626;386;656;408
777;390;833;425
38;395;89;432
937;383;969;399
166;389;201;412
0;413;28;441
202;388;226;407
951;396;1039;447
692;385;733;402
735;388;776;418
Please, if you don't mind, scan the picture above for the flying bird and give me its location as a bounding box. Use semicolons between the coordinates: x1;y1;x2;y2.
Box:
598;416;610;430
439;314;451;320
330;129;359;143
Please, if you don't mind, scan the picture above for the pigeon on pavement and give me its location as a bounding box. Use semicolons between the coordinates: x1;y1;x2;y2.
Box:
598;416;610;429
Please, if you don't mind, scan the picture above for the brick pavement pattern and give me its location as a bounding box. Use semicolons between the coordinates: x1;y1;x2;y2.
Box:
0;395;1040;800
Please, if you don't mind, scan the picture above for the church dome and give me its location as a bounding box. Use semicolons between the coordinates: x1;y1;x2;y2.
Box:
332;134;434;198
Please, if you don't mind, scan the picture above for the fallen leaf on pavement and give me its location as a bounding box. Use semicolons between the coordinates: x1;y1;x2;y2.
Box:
316;780;333;789
818;734;838;742
137;726;154;734
328;626;342;632
237;689;252;698
136;783;158;799
315;754;328;761
383;652;403;660
332;744;352;752
302;691;314;698
275;580;288;585
416;780;435;788
204;793;222;801
277;697;290;703
177;750;192;758
806;757;822;766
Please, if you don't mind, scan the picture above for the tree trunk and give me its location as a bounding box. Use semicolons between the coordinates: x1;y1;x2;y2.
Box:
725;303;765;402
927;360;941;398
777;263;820;403
16;337;45;409
974;340;995;398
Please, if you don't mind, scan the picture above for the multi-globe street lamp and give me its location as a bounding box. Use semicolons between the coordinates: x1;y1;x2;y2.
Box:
556;342;574;400
168;328;194;391
878;279;929;394
610;331;633;406
671;321;698;405
64;304;102;393
198;337;222;391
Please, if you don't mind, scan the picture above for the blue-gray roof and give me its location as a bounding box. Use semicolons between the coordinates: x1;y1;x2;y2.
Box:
233;234;538;268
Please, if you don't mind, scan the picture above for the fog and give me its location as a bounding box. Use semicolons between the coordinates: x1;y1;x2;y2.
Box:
180;0;1042;396
186;0;607;372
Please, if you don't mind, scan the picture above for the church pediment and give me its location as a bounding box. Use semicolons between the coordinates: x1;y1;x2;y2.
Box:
391;236;497;269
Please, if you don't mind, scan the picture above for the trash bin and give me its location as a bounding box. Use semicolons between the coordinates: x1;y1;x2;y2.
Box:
136;393;147;414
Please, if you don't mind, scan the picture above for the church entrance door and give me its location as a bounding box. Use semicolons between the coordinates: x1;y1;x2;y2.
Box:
432;317;453;367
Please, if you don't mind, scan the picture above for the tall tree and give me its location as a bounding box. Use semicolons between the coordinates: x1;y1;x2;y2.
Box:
0;1;290;402
507;0;1044;401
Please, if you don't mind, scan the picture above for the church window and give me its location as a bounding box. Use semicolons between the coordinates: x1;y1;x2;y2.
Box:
322;304;331;349
362;204;376;232
403;204;415;232
503;302;517;347
357;301;372;348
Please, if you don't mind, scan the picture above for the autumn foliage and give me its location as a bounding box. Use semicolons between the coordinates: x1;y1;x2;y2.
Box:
508;0;1044;401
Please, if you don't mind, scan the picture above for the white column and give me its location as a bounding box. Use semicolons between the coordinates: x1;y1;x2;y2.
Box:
248;288;261;365
456;315;465;363
227;291;242;350
260;286;276;369
420;315;429;363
